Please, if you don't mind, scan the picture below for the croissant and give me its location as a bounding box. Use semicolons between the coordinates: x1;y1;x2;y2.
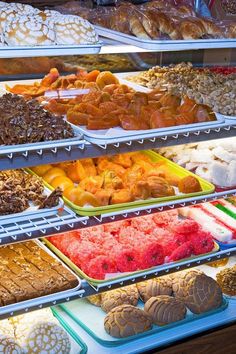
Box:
199;18;223;38
179;18;205;39
146;10;182;40
129;13;151;39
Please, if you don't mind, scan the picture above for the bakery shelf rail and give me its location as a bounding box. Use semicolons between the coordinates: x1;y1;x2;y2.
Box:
0;246;235;320
0;188;235;246
0;122;235;171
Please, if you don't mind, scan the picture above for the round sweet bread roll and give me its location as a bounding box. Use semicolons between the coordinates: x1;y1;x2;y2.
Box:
144;295;187;325
4;16;55;46
38;10;63;21
137;276;173;303
87;294;102;307
185;274;223;314
0;334;23;354
104;304;152;338
23;322;71;354
0;320;15;337
101;285;139;313
216;265;236;296
172;269;203;301
0;4;38;31
54;15;98;45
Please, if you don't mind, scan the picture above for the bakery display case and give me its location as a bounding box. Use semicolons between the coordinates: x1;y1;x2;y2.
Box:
0;0;235;353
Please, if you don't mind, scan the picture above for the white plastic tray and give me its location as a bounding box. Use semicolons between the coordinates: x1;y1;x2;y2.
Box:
96;26;236;51
0;43;102;58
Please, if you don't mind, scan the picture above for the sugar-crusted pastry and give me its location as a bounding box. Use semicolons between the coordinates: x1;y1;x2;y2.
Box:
54;15;98;45
101;285;139;312
0;335;23;354
0;3;38;31
144;295;187;325
184;274;223;314
4;16;55;46
216;265;236;296
104;304;152;338
172;269;203;301
137;276;173;302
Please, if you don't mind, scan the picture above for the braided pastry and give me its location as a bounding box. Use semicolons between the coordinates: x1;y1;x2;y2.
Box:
104;304;152;338
144;295;187;325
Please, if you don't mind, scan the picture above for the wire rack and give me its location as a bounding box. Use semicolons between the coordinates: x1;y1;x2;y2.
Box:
0;122;236;170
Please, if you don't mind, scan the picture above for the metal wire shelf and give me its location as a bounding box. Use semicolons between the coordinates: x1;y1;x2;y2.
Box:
0;122;235;170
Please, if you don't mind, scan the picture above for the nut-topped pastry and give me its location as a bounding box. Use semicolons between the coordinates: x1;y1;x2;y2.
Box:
216;265;236;296
5;16;55;46
185;274;223;314
137;276;173;302
101;285;139;313
54;15;98;45
144;295;187;325
104;304;152;338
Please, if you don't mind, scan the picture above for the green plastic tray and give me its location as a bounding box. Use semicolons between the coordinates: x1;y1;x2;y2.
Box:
42;239;219;286
51;308;88;354
29;150;215;216
56;297;228;347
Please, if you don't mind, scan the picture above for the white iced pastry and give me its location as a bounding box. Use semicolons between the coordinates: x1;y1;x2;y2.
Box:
0;4;38;31
0;334;23;354
38;10;62;21
4;15;55;46
23;322;71;354
54;15;99;45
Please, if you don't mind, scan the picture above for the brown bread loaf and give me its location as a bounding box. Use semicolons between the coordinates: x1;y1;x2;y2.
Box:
104;305;152;338
144;295;187;325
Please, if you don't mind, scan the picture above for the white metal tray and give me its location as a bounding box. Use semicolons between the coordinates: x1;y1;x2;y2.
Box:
0;239;81;316
96;26;236;51
0;185;64;226
0;43;102;58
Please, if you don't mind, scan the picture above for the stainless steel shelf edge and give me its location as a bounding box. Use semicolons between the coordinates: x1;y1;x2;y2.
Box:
0;123;235;170
0;189;235;245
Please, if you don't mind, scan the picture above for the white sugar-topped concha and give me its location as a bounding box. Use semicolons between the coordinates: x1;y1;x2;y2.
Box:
4;15;56;46
2;2;38;14
38;10;63;20
0;4;39;31
0;334;24;354
54;14;99;45
23;322;71;354
0;319;15;337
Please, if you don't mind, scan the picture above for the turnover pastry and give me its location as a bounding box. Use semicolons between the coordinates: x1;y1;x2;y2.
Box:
54;15;98;45
101;285;139;313
185;274;223;314
5;16;55;46
104;304;152;338
137;276;172;302
144;295;187;325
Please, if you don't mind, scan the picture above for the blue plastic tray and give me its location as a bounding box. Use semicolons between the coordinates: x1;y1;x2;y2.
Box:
57;297;228;347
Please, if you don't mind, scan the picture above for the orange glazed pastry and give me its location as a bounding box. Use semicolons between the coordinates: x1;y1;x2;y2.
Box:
178;176;202;194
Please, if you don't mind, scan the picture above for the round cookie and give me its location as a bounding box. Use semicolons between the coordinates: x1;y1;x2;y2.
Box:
216;265;236;296
104;304;152;338
23;322;71;354
4;16;55;46
137;276;173;303
0;334;23;354
144;295;187;325
185;274;223;314
101;285;139;313
54;15;98;45
172;269;203;301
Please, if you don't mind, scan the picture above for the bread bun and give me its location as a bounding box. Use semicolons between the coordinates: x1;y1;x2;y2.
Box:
104;304;152;338
137;276;172;302
144;295;187;325
0;4;38;31
38;10;62;21
101;285;139;313
5;16;55;46
185;274;223;314
54;15;98;45
87;294;102;307
172;269;203;301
